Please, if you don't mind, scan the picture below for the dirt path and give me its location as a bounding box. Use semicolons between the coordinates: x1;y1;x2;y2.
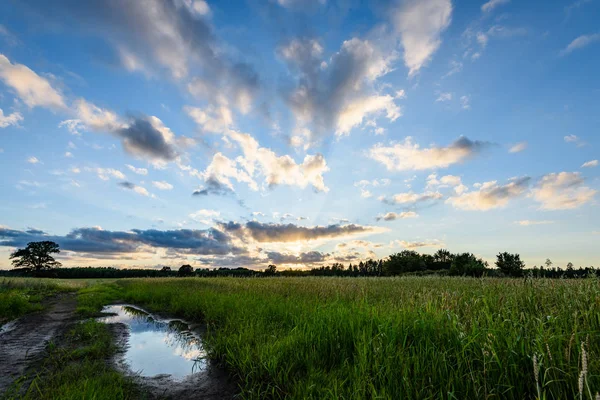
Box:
0;293;77;393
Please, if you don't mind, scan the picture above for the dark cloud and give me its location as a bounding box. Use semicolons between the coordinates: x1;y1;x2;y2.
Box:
219;221;375;243
117;117;178;161
267;250;329;264
192;177;234;196
118;181;135;190
0;226;242;256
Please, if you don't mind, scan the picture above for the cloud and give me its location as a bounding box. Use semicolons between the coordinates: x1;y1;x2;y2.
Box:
436;92;452;102
377;211;418;221
281;37;400;142
564;134;586;147
0;108;23;128
447;177;530;210
380;191;443;205
115;116;179;161
0;54;67;109
509;142;527;153
118;181;150;196
531;172;596;210
395;239;444;249
0;225;242;256
26;156;40;164
392;0;453;76
192;177;235;197
219;221;381;243
152;181;174;190
189;209;220;225
203;129;330;193
90;168;126;181
21;0;260;113
369;136;489;171
354;179;391;187
560;33;600;56
460;95;471;110
267;250;329;265
125;164;148;175
481;0;510;13
581;160;598;168
515;220;554;226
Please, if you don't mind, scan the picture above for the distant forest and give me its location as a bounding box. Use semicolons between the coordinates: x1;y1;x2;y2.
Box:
1;249;596;279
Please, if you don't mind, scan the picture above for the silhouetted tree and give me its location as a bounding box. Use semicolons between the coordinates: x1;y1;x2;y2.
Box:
450;253;487;277
161;266;171;272
178;264;194;276
567;262;574;272
496;252;525;277
10;241;62;273
265;264;277;275
384;251;426;275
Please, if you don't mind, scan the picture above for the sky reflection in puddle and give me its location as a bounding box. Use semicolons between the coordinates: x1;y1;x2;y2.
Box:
99;305;207;380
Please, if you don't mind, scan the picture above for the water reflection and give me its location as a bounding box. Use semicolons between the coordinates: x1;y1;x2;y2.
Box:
99;305;207;380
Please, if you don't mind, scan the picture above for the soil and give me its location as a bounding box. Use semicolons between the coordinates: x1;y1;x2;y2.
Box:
0;293;78;394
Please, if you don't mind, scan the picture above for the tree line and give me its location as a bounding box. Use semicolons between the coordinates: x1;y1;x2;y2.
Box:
1;241;597;279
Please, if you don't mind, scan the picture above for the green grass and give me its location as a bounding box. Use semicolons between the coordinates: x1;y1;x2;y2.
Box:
106;276;600;399
0;278;78;323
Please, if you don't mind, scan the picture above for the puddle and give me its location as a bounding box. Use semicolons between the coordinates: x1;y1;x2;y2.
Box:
98;305;207;381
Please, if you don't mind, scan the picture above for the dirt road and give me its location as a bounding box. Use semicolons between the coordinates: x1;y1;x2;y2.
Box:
0;294;77;393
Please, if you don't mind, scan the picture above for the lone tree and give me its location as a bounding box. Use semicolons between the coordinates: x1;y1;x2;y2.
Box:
449;253;487;277
10;241;62;272
496;252;525;277
178;264;194;276
265;264;277;275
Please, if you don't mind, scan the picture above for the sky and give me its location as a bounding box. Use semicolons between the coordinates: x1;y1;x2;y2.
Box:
0;0;598;270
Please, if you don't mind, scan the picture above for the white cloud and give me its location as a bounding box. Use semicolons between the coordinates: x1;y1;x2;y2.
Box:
126;164;148;175
189;209;220;225
184;104;233;134
531;172;596;210
481;0;510;13
515;220;554;226
0;54;66;109
336;95;401;136
582;160;598;168
392;0;453;76
118;181;150;196
64;152;73;158
460;95;471;110
394;239;444;249
564;134;586;147
369;136;488;171
560;33;600;56
0;108;23;128
446;177;530;210
282;37;399;142
360;189;373;198
509;142;527;153
26;156;40;164
377;211;418;221
152;180;174;190
381;191;443;205
436;92;452;102
91;168;126;181
58;119;85;136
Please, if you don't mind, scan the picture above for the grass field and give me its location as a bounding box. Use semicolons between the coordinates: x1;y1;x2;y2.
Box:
0;278;81;323
2;276;599;399
101;276;600;399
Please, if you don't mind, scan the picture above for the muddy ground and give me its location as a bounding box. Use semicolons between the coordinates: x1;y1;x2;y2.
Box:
0;293;77;394
0;296;238;399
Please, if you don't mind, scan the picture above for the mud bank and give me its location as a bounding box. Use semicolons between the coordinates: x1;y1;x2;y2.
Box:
0;293;77;393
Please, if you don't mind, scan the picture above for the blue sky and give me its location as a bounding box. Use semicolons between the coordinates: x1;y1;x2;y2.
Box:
0;0;598;269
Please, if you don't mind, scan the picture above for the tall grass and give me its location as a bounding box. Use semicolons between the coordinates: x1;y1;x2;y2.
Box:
113;277;600;399
0;278;77;322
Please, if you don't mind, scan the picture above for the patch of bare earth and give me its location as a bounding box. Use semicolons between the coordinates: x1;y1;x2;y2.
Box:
0;293;77;394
